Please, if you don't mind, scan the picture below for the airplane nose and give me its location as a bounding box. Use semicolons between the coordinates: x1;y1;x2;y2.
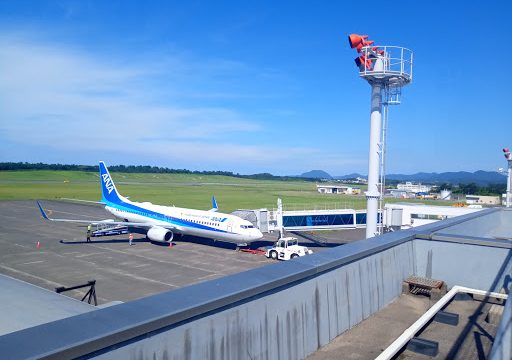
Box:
253;229;263;240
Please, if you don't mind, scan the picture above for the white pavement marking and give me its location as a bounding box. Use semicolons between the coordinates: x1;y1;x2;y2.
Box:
19;242;182;288
195;273;228;282
22;260;45;265
2;215;21;220
99;266;179;288
13;243;32;249
88;243;219;274
62;251;82;255
75;252;106;258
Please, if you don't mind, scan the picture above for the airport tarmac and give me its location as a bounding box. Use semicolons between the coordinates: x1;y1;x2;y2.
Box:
0;200;366;305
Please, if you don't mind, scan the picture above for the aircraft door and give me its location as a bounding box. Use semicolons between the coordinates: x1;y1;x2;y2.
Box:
227;221;234;233
277;239;286;259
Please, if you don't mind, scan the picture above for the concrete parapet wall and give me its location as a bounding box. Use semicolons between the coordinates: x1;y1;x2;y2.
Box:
95;241;415;360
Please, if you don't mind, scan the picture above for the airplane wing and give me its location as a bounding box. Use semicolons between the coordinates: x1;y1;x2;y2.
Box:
37;201;177;230
209;195;218;212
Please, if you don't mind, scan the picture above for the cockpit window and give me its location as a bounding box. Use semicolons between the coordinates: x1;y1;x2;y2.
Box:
240;224;255;229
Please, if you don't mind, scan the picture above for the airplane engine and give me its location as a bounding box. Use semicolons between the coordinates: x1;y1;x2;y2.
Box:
146;226;174;242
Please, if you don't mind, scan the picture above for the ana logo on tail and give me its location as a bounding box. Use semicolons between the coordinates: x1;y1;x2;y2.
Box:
102;174;114;194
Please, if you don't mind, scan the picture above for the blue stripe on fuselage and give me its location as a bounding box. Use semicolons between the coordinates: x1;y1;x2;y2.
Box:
103;198;230;234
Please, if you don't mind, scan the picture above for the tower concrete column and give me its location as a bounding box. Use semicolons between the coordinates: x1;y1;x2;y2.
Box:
366;83;382;238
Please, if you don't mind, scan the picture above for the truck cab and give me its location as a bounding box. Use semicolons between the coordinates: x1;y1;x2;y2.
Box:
265;237;313;260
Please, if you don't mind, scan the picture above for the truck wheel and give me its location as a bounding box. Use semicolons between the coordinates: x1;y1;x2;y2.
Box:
291;254;299;259
270;250;278;260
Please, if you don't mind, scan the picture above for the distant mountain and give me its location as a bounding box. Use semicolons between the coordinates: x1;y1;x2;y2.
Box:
330;170;504;185
294;168;505;185
299;170;332;179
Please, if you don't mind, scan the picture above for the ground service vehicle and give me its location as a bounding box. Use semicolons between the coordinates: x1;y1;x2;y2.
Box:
265;237;313;260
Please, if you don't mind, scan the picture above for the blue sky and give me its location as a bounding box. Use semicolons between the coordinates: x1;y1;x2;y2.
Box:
0;1;510;175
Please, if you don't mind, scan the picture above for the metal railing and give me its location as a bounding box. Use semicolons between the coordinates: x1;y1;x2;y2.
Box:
55;280;98;306
359;45;413;86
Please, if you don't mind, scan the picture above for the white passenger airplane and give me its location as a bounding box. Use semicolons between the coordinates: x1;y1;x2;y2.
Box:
37;161;263;245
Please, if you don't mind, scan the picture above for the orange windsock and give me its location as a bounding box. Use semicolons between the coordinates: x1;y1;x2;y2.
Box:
348;34;374;51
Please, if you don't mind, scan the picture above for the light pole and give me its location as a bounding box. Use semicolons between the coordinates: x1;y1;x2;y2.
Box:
503;148;512;207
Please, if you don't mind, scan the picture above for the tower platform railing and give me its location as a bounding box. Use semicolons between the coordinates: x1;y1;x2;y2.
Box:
359;45;413;87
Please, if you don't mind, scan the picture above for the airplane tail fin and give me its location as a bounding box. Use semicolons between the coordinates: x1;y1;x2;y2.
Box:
99;161;123;204
210;195;218;212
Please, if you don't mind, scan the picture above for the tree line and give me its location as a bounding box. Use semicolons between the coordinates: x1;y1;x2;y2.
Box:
437;182;506;196
0;162;315;182
0;162;505;194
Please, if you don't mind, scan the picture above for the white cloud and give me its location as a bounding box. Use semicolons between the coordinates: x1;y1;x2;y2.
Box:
0;33;356;174
0;35;259;143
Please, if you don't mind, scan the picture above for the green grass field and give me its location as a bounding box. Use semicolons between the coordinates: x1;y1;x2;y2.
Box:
0;170;455;213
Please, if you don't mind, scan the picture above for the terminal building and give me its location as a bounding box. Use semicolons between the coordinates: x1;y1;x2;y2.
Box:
389;183;440;199
316;184;361;195
466;194;501;206
389;188;416;199
383;203;483;229
397;182;432;193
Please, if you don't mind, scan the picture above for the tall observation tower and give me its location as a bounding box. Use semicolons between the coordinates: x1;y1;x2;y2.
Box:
348;34;413;239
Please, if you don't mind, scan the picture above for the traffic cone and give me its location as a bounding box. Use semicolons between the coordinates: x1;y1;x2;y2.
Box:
36;241;41;249
169;242;173;248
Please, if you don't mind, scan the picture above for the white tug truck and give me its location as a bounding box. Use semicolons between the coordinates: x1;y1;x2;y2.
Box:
265;237;313;260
